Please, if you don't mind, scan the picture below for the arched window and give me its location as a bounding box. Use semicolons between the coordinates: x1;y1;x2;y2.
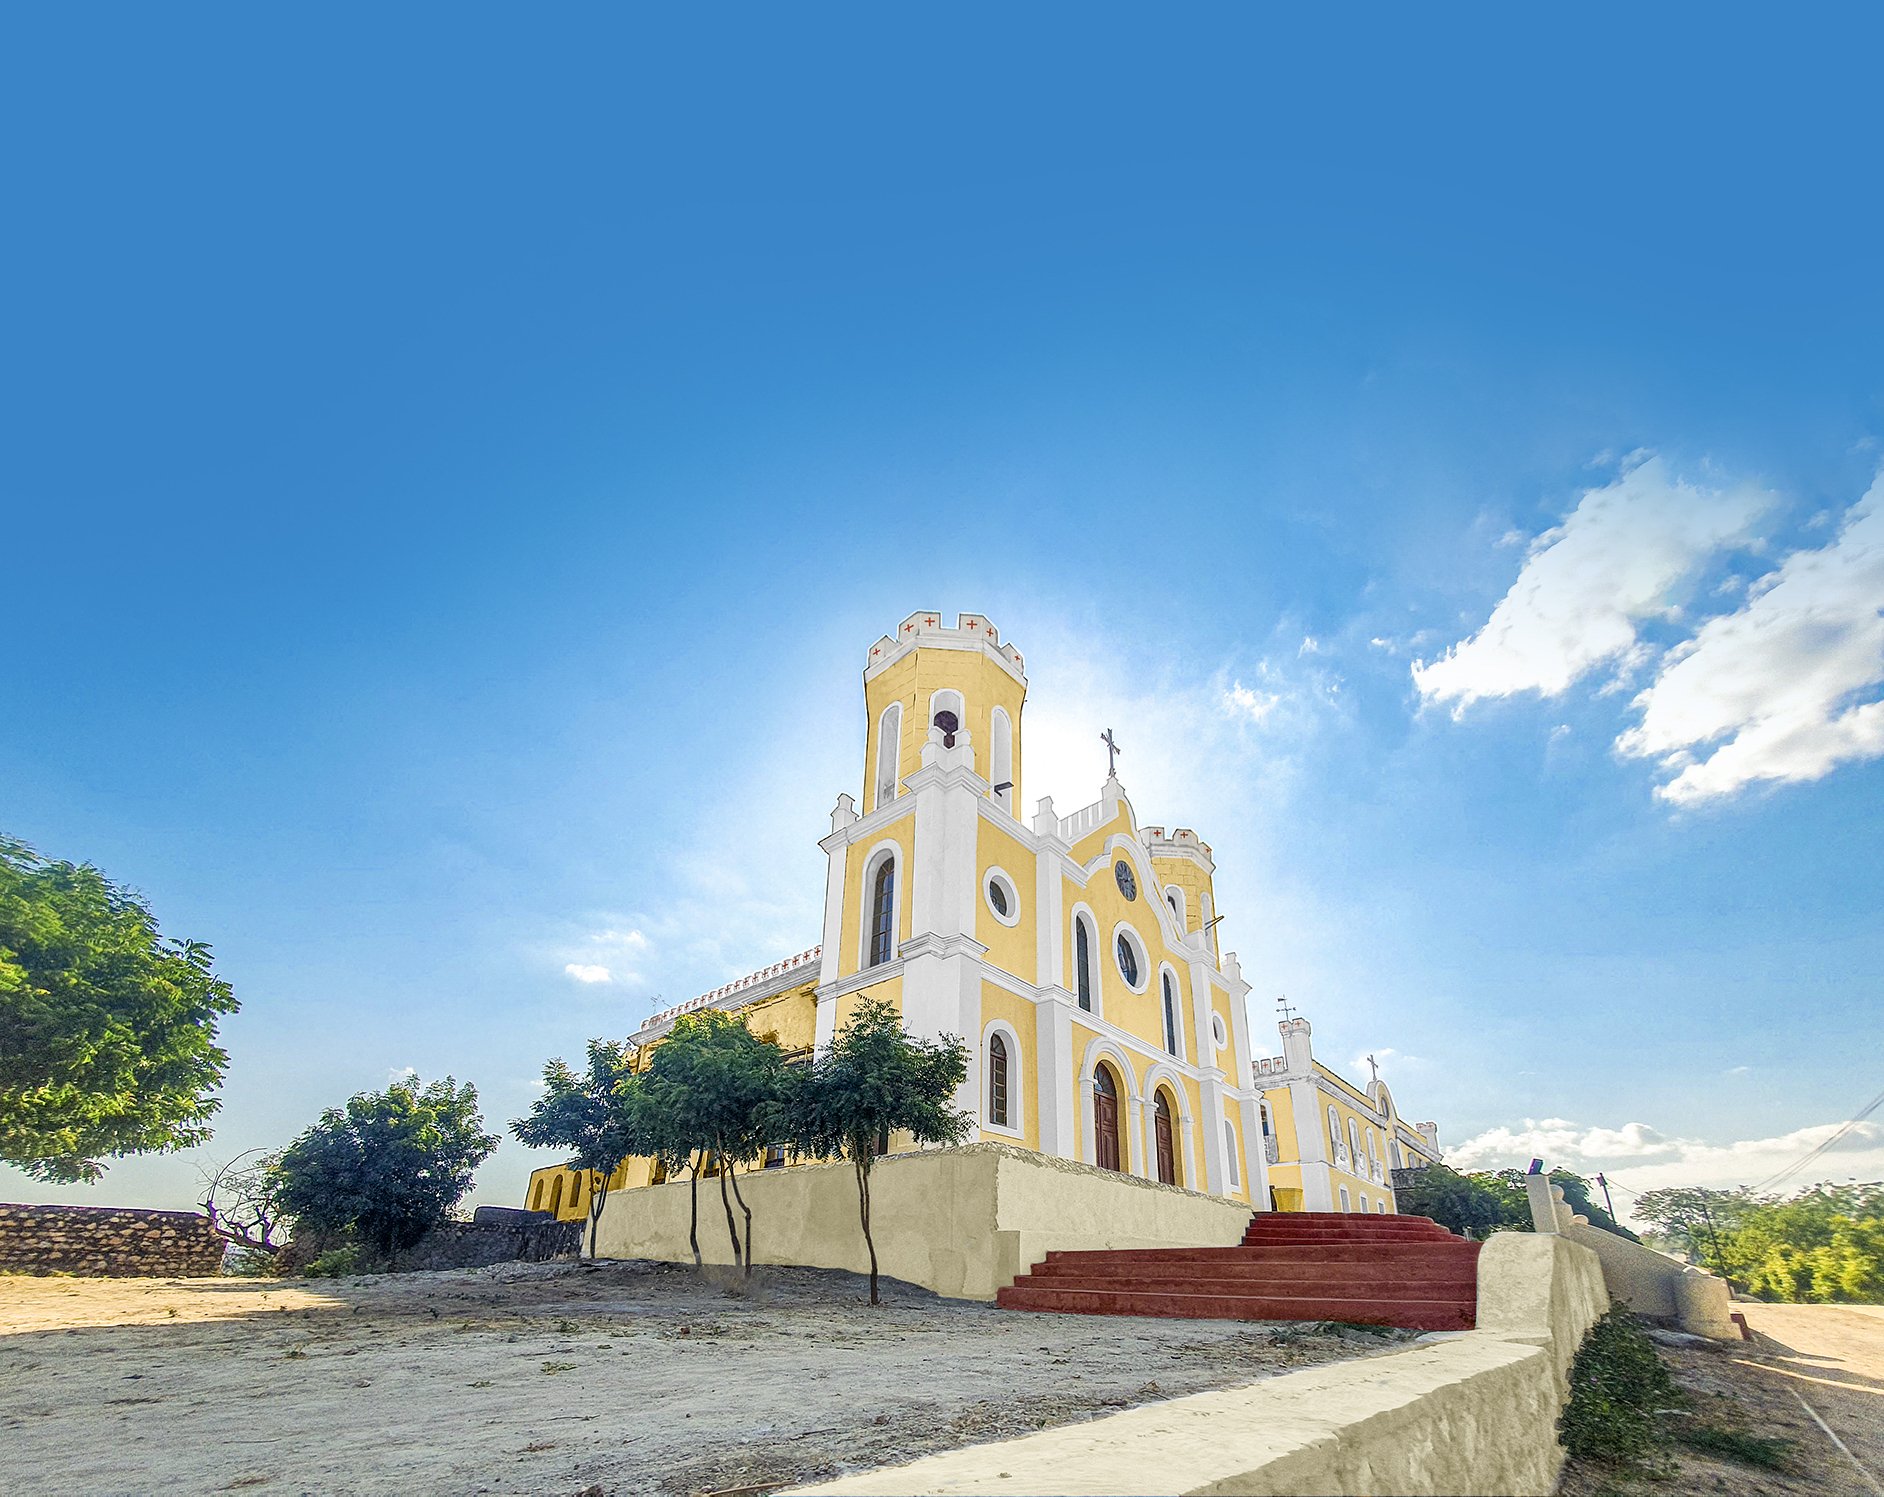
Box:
1339;1185;1351;1212
529;1180;544;1211
1367;1129;1380;1173
1073;916;1094;1011
867;856;896;967
1328;1106;1342;1156
1160;971;1181;1057
1224;1119;1239;1182
1391;1138;1404;1170
873;702;902;810
987;1033;1010;1127
990;706;1013;813
1115;930;1141;989
548;1174;565;1215
1349;1118;1364;1167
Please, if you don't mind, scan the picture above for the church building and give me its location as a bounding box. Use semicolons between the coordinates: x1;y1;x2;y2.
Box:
526;611;1440;1221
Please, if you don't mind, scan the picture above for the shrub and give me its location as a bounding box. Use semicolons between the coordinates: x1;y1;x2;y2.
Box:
303;1244;369;1278
1558;1308;1683;1469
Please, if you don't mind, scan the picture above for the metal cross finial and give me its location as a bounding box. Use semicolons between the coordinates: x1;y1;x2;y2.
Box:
1277;994;1297;1022
1101;728;1121;778
1366;1052;1380;1085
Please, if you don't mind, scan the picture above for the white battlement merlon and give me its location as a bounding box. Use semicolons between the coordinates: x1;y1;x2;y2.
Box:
863;610;1027;683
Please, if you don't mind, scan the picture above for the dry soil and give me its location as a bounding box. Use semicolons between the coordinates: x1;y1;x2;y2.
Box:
0;1258;1401;1496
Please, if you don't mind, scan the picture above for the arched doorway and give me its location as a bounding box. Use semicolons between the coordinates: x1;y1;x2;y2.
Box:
1093;1064;1122;1172
1153;1089;1178;1185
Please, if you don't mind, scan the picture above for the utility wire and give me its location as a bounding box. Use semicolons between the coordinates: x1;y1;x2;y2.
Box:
1745;1084;1884;1197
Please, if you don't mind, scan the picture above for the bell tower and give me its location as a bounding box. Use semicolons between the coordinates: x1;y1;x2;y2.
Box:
859;611;1028;816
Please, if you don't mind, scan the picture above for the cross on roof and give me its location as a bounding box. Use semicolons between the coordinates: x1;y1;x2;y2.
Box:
1101;727;1121;777
1366;1053;1380;1085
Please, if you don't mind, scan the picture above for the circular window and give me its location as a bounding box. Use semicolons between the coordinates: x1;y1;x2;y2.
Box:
1211;1012;1229;1050
983;868;1020;927
1115;929;1144;989
1114;860;1138;900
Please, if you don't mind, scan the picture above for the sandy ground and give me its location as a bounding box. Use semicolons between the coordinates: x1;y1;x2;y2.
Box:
1560;1302;1884;1497
0;1259;1402;1497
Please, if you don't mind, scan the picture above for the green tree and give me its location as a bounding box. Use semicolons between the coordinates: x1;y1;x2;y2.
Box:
787;997;970;1304
1632;1185;1753;1267
271;1075;498;1256
0;835;240;1183
511;1040;647;1257
1393;1163;1525;1239
647;1010;793;1275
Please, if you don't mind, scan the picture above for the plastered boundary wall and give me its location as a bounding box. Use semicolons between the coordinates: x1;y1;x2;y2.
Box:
591;1142;1252;1300
792;1233;1608;1497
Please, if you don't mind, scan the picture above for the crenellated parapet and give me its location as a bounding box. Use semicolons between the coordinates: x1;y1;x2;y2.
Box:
865;611;1027;683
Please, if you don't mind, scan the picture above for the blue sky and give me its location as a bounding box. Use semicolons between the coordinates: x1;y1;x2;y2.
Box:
5;7;1882;1219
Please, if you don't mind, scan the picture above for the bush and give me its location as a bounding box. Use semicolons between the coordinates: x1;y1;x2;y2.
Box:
1558;1308;1683;1470
303;1244;369;1278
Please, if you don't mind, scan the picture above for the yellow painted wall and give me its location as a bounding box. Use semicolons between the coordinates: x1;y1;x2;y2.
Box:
975;816;1038;979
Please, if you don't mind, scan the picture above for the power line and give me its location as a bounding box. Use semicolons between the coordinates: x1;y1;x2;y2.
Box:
1746;1084;1884;1197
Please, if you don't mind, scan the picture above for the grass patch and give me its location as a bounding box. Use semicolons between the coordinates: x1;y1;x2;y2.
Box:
1558;1308;1684;1472
1673;1421;1794;1470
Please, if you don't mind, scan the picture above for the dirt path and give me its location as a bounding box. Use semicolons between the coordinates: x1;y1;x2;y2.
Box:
1737;1303;1884;1495
0;1260;1400;1496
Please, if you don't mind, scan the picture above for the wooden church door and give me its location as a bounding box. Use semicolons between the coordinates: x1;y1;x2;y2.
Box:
1153;1092;1176;1185
1093;1065;1121;1172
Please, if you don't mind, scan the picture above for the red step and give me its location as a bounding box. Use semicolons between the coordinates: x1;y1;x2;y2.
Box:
995;1283;1475;1332
999;1212;1482;1331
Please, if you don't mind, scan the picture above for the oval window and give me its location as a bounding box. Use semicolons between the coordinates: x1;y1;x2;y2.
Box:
1116;931;1140;987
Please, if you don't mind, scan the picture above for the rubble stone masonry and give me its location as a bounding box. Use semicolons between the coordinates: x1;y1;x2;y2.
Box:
0;1202;227;1277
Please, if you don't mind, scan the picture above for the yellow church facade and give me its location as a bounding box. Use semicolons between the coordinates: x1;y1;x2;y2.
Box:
528;610;1440;1221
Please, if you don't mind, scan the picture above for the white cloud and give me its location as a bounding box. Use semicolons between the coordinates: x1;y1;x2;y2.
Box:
1413;456;1773;713
562;963;613;985
1447;1115;1884;1205
388;1065;419;1084
1616;472;1884;804
1223;681;1282;723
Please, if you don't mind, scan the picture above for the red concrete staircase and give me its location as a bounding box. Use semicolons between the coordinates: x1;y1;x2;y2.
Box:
996;1211;1481;1331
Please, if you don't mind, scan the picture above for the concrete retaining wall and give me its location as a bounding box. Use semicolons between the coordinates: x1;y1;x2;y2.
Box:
592;1142;1254;1300
791;1231;1609;1497
0;1202;227;1277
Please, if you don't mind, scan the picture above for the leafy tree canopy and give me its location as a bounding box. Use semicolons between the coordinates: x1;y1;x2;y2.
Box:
271;1075;498;1255
1639;1182;1884;1304
0;834;239;1183
512;1039;649;1255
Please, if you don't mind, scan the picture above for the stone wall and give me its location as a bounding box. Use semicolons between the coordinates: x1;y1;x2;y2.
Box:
0;1203;227;1277
388;1217;582;1271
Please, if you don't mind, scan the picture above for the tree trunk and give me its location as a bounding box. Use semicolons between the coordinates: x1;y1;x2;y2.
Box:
856;1157;879;1305
725;1159;754;1276
688;1153;703;1267
715;1151;743;1266
588;1175;608;1259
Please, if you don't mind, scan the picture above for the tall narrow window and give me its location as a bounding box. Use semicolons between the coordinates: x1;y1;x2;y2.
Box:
987;1033;1009;1127
1329;1107;1342;1156
1074;917;1093;1011
1115;931;1140;988
868;857;896;967
1161;971;1181;1057
990;706;1013;812
873;702;902;810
